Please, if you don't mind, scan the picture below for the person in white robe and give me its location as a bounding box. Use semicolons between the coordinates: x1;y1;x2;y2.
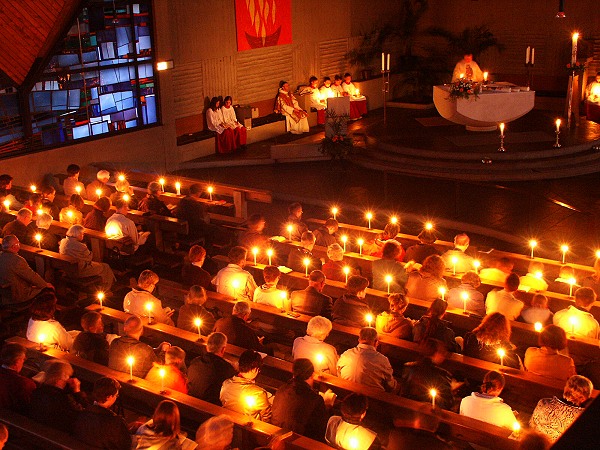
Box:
452;53;484;82
221;96;247;149
331;75;345;97
274;81;309;134
342;73;367;119
206;97;236;153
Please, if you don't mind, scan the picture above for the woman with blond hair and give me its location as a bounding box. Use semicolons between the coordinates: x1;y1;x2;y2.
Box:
380;293;413;340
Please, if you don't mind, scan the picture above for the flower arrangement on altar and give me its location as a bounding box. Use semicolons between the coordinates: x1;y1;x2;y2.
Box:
448;78;481;100
566;61;586;73
318;112;355;160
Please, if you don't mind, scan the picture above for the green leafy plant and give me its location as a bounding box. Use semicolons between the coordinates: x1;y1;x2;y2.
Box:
318;112;354;160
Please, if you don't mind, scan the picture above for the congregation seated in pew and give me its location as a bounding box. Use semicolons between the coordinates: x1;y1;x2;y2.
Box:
321;243;346;283
138;181;172;216
292;316;339;375
181;245;213;290
2;208;33;244
485;272;524;321
524;324;576;382
326;393;381;450
177;285;216;335
83;196;111;231
447;271;485;316
238;213;270;259
286;231;322;274
412;299;461;353
290;269;334;319
313;218;339;248
211;246;258;302
26;290;74;351
378;293;413;340
520;261;550;292
105;198;151;254
63;164;86;198
548;265;579;296
86;169;114;201
0;342;37;415
403;229;439;264
213;301;269;354
58;193;85;225
285;201;309;242
34;212;59;252
441;233;475;274
363;222;403;260
405;254;447;302
553;287;599;339
72;311;114;366
332;275;371;328
124;270;174;326
520;293;553;325
253;265;286;309
145;345;188;394
133;400;197;449
371;240;407;293
479;257;514;284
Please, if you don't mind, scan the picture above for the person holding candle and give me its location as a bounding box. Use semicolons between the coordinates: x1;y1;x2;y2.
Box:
520;294;553;325
379;293;413;340
221;95;247;150
134;400;197;449
146;346;188;394
485;272;524;321
342;73;367;120
405;254;447;303
0;342;37;415
274;81;309;134
524;325;576;382
447;271;485;317
211;246;258;302
85;169;114;200
412;299;461;353
83;196;111;231
363;222;403;260
181;245;213;290
548;265;579;296
26;290;74;351
220;349;273;422
325;393;380;450
463;312;522;369
253;265;287;309
59;193;84;225
284;202;309;242
177;285;216;335
519;261;550;292
337;327;397;392
138;181;172;216
459;370;518;429
123;270;174;325
62;164;86;198
372;241;408;293
303;76;327;125
441;233;475;275
292;316;338;374
452;52;484;82
31;212;59;251
2;208;33;244
322;243;347;283
286;231;321;273
553;287;599;339
332;275;371;328
313;218;339;248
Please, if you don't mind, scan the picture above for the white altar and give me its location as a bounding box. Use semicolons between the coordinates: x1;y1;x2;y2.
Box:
433;84;535;131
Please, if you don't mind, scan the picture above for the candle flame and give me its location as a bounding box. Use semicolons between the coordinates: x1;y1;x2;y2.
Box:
529;239;537;248
34;233;42;242
2;200;10;209
175;181;181;190
365;313;374;324
429;388;437;398
331;206;338;215
316;353;324;364
596;249;600;259
425;222;433;230
158;178;165;185
245;395;257;408
357;238;364;246
451;256;458;264
460;291;469;300
286;224;294;233
66;210;73;218
207;186;214;194
473;260;481;269
36;209;44;216
438;286;446;296
280;291;287;299
341;235;348;243
122;194;130;202
145;302;153;312
266;249;273;257
231;279;241;289
390;216;398;224
343;266;351;275
30;185;36;192
569;316;578;326
194;317;202;327
303;257;311;266
75;185;82;194
349;437;359;449
38;333;46;344
95;188;102;198
513;421;521;433
158;367;166;378
561;244;569;253
365;212;373;220
117;174;126;182
385;275;393;283
127;356;134;366
568;277;577;286
556;118;561;127
534;322;543;332
573;32;579;41
97;292;105;301
497;348;506;358
534;271;544;279
252;247;258;255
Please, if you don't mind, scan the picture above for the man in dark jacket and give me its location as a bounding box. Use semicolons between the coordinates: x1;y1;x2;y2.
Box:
286;231;321;273
291;270;333;319
213;301;269;354
313;218;339;248
187;332;236;404
332;275;371;328
137;182;172;216
0;342;36;415
174;183;216;246
73;377;131;450
73;311;110;366
272;359;329;441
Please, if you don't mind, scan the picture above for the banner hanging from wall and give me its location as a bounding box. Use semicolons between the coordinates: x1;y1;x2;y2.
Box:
235;0;292;51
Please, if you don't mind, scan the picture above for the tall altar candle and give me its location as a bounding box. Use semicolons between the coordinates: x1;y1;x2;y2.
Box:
531;48;535;65
381;53;385;71
526;46;530;64
387;53;390;71
572;33;579;65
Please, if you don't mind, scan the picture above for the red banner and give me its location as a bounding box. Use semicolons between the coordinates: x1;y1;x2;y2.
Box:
235;0;292;51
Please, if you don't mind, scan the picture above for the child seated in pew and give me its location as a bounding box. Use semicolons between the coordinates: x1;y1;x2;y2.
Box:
253;265;287;309
146;346;188;394
520;293;553;325
177;285;216;335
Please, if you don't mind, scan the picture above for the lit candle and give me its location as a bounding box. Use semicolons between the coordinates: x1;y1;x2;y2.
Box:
572;32;579;65
66;210;74;220
365;212;373;229
158;367;166;392
207;185;214;201
425;222;433;231
385;275;393;294
349;437;359;450
36;209;44;217
30;185;37;193
512;421;521;437
331;206;338;220
175;182;181;196
341;235;348;252
127;356;134;381
438;286;446;301
451;256;458;275
531;48;535;65
97;291;105;310
193;318;202;339
252;247;258;265
287;224;294;241
75;185;82;194
556;119;561;132
483;71;488;82
343;266;351;283
315;353;325;371
568;277;577;297
303;257;311;277
387;53;390;71
534;322;543;332
390;216;398;225
461;291;469;314
473;260;480;274
122;194;130;203
529;240;537;259
526;46;530;64
430;389;437;408
34;233;42;249
38;333;46;351
280;291;288;311
459;73;465;79
231;279;240;300
497;348;506;367
596;250;600;259
499;123;505;137
569;315;578;336
118;174;126;182
2;199;10;210
357;238;364;255
365;313;374;327
145;302;153;324
158;178;165;192
244;395;257;416
381;52;385;71
534;271;544;279
561;244;569;264
95;188;102;199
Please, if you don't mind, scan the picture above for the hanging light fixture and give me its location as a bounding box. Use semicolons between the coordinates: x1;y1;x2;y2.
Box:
556;0;566;18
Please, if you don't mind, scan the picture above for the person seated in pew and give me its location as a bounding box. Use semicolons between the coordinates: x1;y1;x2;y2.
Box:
553;287;599;339
583;258;600;298
213;301;270;354
524;324;576;382
238;214;270;258
138;181;172;217
26;290;75;351
441;233;475;274
529;375;594;442
0;174;23;209
73;377;131;450
253;265;286;309
83;196;111;231
108;315;170;378
378;293;413;340
177;285;216;335
2;207;34;243
30;360;90;433
134;400;197;449
110;177;138;210
272;359;330;442
322;243;347;283
212;246;258;302
372;240;408;293
325;393;380;450
275;81;309;135
174;183;217;248
342;73;367;120
403;228;440;263
412;299;461;353
291;269;334;319
0;235;53;305
221;96;247;150
195;415;234;450
400;338;454;410
220;349;274;422
286;231;322;274
447;271;485;317
59;224;115;292
23;192;42;216
181;245;213;290
72;311;117;366
0;342;37;415
363;222;403;260
86;169;114;201
285;202;309;242
59;193;84;225
405;254;447;302
63;164;86;198
304;76;327;125
105;198;151;253
479;257;514;284
206;96;237;154
146;346;188;394
292;316;339;374
188;332;237;405
32;212;59;252
520;261;549;292
463;312;523;369
520;293;553;325
485;272;524;321
338;327;397;392
332;275;371;328
548;265;579;296
124;270;174;326
313;218;339;248
459;370;518;429
40;185;60;219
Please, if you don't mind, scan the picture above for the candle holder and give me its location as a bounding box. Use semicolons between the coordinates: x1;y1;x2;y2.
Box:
498;133;506;152
382;69;390;126
553;128;561;148
525;62;534;88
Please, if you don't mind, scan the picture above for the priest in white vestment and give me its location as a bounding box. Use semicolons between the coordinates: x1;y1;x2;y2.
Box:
275;81;309;134
452;53;484;83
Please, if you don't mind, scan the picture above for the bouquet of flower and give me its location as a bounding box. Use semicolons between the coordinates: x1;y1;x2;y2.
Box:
448;78;481;100
566;61;586;73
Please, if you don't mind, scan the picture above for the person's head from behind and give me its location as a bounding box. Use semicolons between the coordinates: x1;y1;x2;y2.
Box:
504;272;520;292
562;375;593;406
189;183;202;197
421;338;449;365
346;275;369;299
539;324;567;351
381;240;401;260
30;291;57;321
358;327;378;347
69;194;85;210
206;332;228;356
138;269;159;292
247;214;266;232
341;393;368;424
43;359;73;388
81;311;104;333
67;164;80;178
93;377;121;408
36;212;53;230
112;198;128;214
474;312;511;345
288;202;302;219
324;218;339;234
417;229;437;244
152;400;181;438
1;342;27;373
530;293;548;309
480;370;505;397
461;271;481;289
293;358;315;385
496;257;514;273
232;301;251;320
575;287;596;311
383;223;400;240
528;261;545;277
306;316;332;341
96;170;110;183
559;265;575;280
147;181;161;195
427;299;448;320
421;254;445;278
454;233;470;251
186;285;207;306
67;224;85;241
115;178;130;194
165;346;186;371
238;349;262;379
1;235;19;254
308;269;326;291
228;246;247;266
301;231;316;250
0;174;13;190
388;293;409;315
195;415;234;450
517;430;550;450
41;185;56;202
188;245;207;266
262;265;281;286
327;243;344;262
123;315;144;339
94;196;111;213
16;208;33;226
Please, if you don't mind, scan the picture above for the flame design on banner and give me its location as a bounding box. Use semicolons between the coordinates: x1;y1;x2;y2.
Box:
236;0;291;51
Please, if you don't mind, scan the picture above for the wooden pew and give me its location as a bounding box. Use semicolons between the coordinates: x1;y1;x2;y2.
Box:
9;336;329;450
87;306;520;449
